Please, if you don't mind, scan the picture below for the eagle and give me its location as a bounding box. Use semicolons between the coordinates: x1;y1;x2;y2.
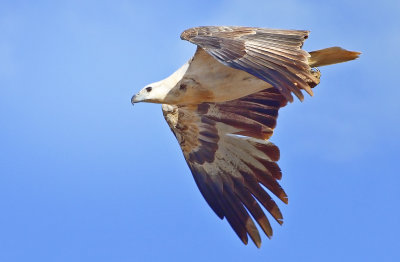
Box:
131;26;360;247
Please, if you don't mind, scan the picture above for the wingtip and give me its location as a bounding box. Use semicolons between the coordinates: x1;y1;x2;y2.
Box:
250;235;262;249
279;190;289;204
180;27;198;41
241;236;249;246
281;195;289;205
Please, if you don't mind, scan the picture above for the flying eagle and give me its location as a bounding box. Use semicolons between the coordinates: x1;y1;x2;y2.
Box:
131;26;360;247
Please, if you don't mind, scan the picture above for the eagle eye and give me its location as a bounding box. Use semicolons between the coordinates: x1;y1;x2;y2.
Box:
146;87;152;92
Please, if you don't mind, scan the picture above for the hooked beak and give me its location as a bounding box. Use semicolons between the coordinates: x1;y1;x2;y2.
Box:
131;93;143;105
131;94;138;105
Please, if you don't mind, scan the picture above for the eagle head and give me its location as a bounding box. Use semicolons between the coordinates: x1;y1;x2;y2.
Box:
131;62;190;105
131;82;168;104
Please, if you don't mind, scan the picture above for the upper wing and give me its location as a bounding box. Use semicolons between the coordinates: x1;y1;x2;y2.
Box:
181;26;319;102
162;88;288;248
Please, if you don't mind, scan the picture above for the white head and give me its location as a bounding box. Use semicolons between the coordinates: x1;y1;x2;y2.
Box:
131;62;189;105
131;79;171;104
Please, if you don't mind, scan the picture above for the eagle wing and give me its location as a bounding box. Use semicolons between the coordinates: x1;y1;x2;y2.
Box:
162;88;288;248
181;26;318;102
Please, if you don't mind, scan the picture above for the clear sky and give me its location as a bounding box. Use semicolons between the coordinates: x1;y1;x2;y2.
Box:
1;0;399;261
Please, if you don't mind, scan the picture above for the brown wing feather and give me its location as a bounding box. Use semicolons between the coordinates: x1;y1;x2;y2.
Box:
162;88;288;248
181;26;318;102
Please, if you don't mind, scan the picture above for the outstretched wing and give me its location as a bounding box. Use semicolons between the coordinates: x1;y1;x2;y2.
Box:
181;26;318;102
162;88;288;248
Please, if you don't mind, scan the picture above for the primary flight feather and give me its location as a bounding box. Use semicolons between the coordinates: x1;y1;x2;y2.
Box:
131;26;360;248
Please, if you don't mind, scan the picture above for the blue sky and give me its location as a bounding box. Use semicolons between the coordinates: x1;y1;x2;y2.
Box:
1;0;399;261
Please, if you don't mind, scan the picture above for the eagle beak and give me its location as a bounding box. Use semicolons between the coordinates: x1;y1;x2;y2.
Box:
131;94;140;105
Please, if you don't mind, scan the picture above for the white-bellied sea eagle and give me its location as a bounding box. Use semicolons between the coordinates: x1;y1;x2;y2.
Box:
131;26;360;248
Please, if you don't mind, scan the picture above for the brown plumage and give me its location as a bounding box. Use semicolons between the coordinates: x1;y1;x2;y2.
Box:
181;26;316;102
132;26;361;248
163;88;288;248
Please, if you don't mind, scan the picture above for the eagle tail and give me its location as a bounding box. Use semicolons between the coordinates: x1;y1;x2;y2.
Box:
308;47;361;67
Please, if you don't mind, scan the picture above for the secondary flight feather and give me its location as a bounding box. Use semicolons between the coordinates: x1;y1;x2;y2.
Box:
131;26;360;247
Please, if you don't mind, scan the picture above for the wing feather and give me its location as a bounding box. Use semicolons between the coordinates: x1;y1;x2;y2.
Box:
181;26;318;102
162;88;288;247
